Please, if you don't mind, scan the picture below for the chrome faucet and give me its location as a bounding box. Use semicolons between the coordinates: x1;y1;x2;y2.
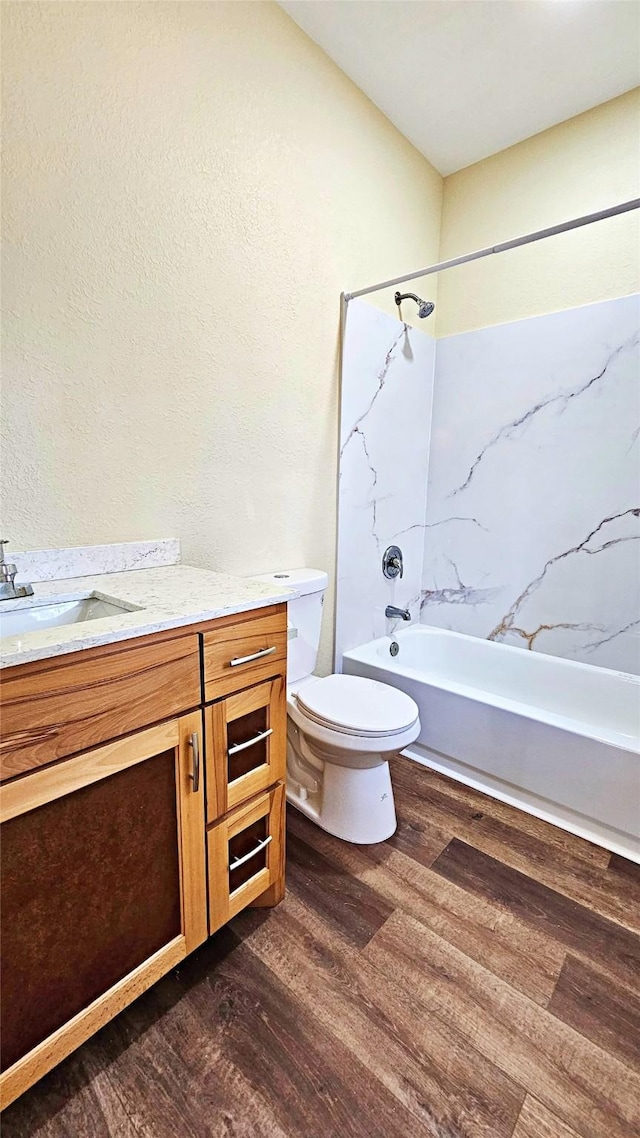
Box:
0;541;33;601
385;604;411;621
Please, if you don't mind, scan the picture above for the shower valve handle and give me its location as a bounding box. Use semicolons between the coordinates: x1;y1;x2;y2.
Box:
382;546;404;580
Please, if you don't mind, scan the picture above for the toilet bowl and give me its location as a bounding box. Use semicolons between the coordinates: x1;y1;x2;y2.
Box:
287;672;420;842
254;568;420;844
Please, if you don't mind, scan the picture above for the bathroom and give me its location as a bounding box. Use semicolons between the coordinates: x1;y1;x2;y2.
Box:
1;1;639;1135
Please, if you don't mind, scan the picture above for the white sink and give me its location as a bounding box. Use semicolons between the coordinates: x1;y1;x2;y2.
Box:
0;596;136;638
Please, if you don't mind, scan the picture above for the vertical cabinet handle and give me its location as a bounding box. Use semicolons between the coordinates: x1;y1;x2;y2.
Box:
188;732;200;793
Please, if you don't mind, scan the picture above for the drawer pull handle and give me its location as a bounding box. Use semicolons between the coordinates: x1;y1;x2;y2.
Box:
228;728;273;757
188;731;200;793
229;834;272;871
230;645;277;667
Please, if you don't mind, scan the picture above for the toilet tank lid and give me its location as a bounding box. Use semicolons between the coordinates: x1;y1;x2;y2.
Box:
252;568;328;596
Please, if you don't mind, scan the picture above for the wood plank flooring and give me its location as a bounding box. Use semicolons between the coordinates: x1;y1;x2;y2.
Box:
3;755;639;1138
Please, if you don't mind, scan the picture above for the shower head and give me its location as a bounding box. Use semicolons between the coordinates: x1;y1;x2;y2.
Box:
394;290;435;319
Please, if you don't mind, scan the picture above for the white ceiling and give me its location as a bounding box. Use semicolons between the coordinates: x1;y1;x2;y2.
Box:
279;1;640;175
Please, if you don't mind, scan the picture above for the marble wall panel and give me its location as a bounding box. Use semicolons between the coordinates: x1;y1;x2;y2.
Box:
335;299;436;666
422;294;640;673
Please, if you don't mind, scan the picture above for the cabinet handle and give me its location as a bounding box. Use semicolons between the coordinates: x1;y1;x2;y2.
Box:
188;732;200;793
229;834;272;871
228;727;273;757
230;645;277;667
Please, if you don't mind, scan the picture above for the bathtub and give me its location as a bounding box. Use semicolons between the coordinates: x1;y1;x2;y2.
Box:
342;626;640;862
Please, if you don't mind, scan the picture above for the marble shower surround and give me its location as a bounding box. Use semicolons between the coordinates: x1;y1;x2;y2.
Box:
337;293;640;675
422;294;640;673
335;299;436;665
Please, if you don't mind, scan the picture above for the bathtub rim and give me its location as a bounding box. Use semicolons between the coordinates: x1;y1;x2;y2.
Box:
342;626;640;756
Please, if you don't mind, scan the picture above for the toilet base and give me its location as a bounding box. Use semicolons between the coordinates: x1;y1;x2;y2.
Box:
287;759;397;844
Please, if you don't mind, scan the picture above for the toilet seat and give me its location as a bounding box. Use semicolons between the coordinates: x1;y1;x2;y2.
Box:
295;674;419;739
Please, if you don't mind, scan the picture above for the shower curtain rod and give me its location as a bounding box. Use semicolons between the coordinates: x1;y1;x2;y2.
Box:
343;198;640;302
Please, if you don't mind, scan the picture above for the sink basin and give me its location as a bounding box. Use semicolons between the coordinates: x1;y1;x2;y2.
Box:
0;596;136;639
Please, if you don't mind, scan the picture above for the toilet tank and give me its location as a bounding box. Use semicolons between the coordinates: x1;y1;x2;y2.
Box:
253;568;328;683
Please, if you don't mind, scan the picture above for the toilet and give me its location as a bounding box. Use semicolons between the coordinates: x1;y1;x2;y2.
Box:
254;568;420;844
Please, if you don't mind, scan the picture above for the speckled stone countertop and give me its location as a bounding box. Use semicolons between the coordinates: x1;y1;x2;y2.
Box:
0;565;295;669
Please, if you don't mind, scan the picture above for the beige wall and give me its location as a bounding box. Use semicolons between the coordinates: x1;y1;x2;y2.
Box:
435;89;640;338
1;1;443;671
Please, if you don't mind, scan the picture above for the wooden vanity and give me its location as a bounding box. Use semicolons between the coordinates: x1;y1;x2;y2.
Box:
0;602;288;1108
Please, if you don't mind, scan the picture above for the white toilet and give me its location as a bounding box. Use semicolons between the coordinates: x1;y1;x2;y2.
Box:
255;568;420;844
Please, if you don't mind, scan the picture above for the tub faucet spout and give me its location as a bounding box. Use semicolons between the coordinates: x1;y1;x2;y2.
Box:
385;605;411;621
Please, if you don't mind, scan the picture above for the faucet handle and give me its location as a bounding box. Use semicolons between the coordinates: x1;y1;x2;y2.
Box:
382;545;404;580
0;541;18;588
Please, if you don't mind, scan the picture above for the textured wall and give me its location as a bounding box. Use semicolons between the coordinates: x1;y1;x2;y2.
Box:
0;1;442;674
435;90;640;338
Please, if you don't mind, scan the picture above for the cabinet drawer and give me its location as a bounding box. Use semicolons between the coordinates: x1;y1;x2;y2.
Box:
205;676;286;822
207;782;285;934
202;606;287;702
0;634;201;782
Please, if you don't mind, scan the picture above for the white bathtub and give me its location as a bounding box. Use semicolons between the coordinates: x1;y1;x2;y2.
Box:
343;626;640;862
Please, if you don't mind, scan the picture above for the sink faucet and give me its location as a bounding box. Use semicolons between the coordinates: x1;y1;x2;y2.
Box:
0;541;34;601
385;604;411;621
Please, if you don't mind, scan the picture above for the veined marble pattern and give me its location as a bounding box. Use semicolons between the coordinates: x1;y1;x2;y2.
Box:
422;294;640;674
0;565;294;668
12;539;181;583
335;298;435;666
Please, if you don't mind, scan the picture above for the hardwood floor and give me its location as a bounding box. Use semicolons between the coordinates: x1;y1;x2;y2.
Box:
3;755;639;1138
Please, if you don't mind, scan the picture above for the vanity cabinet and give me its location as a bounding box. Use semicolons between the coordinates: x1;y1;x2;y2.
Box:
0;711;207;1107
0;602;288;1109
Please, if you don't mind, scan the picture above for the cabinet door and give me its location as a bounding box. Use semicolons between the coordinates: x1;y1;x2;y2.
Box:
0;712;207;1109
207;782;285;934
205;676;286;821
